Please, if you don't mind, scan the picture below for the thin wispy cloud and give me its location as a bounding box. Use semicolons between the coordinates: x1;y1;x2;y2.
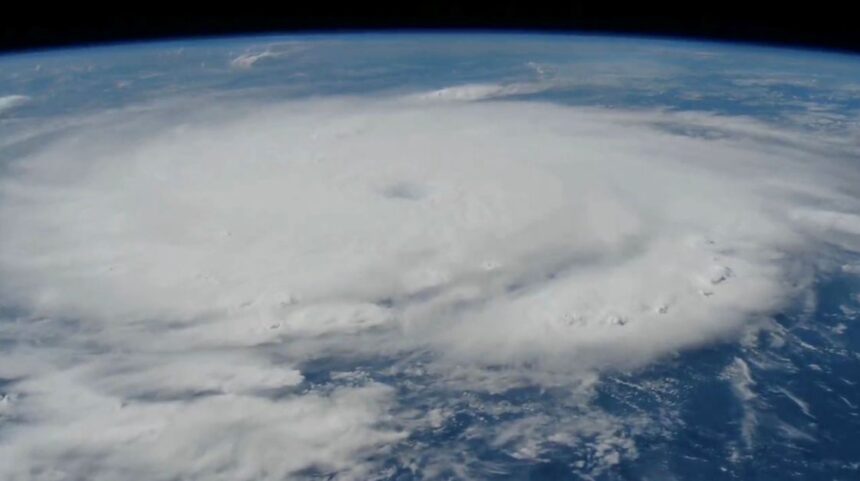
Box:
0;95;29;114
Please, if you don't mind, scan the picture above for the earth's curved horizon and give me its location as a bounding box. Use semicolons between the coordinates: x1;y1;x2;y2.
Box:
0;33;859;480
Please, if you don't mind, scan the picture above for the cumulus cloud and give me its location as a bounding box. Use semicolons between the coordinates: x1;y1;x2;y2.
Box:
0;90;859;478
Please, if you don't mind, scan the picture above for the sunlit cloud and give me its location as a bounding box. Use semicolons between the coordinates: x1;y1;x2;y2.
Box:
0;88;858;479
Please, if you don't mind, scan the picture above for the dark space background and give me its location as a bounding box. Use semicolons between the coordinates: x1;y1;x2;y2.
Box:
1;4;858;55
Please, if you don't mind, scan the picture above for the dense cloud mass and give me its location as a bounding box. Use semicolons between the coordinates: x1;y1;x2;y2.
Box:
0;88;859;479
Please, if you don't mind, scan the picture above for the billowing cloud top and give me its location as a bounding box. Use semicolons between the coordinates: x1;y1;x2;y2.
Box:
1;37;860;481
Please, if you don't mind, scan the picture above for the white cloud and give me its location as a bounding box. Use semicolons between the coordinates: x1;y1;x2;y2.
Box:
723;357;758;450
229;42;309;69
86;351;305;397
0;377;402;481
1;91;859;477
230;50;280;69
0;95;29;114
491;412;642;473
2;97;858;360
409;82;551;101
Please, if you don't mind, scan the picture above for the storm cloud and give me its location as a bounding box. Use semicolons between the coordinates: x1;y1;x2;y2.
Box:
0;89;859;479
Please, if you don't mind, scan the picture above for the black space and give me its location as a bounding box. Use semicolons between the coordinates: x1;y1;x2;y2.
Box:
1;5;859;55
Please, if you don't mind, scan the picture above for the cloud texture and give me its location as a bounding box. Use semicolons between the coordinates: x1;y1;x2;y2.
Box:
1;89;859;479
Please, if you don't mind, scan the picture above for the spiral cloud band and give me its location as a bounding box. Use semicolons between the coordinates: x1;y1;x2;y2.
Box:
0;89;858;479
